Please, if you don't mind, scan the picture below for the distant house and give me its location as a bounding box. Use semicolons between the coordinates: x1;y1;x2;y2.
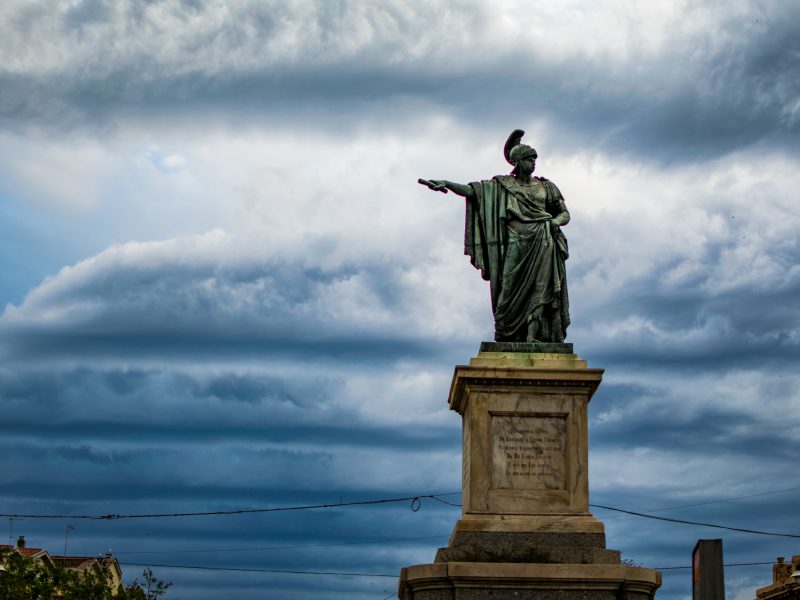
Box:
756;555;800;600
0;535;124;595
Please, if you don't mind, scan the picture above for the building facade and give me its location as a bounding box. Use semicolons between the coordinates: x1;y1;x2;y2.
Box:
756;555;800;600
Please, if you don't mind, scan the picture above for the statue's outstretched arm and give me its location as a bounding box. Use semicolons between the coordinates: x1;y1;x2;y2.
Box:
423;179;476;199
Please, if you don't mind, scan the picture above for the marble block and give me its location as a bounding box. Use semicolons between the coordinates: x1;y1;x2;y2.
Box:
396;346;661;600
448;358;603;520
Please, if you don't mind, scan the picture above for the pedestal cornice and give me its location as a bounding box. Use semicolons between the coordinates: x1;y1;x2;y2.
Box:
449;365;604;415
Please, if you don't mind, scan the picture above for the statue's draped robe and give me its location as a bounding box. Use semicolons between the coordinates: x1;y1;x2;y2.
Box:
465;175;570;341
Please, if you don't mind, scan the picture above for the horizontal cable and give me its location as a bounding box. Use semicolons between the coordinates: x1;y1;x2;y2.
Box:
115;535;449;555
589;503;800;539
655;561;774;571
0;493;460;520
2;485;798;541
120;561;397;578
599;485;800;520
119;559;778;579
5;483;799;521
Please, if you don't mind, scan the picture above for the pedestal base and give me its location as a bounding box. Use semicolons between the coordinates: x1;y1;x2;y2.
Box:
397;346;661;600
399;562;661;600
436;514;619;564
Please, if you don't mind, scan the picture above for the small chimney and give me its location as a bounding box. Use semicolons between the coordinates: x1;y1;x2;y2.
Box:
16;535;25;549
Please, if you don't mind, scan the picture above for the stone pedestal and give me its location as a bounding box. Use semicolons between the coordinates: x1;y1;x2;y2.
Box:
398;343;661;600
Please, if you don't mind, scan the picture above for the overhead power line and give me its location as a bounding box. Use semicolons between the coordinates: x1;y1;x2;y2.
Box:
120;561;398;578
655;561;773;571
6;482;797;523
115;534;450;555
118;559;776;579
598;485;800;520
589;504;800;539
2;486;799;540
0;493;460;521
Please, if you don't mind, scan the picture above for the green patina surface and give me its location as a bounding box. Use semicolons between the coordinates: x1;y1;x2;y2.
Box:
423;129;571;343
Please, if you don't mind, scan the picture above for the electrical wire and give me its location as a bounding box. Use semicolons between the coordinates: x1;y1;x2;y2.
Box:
596;485;800;520
589;504;800;539
0;493;460;521
2;486;799;541
6;483;798;522
118;559;778;579
119;561;398;578
654;561;773;571
429;496;461;507
114;535;449;555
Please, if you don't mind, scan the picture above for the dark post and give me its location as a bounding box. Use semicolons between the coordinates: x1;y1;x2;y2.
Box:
693;539;725;600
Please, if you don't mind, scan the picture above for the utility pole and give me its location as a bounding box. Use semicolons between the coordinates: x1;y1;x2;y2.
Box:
693;539;725;600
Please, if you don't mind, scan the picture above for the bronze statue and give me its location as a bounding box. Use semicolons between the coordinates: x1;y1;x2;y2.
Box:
421;130;570;343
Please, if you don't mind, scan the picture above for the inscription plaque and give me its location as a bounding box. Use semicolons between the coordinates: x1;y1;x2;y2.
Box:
492;415;567;490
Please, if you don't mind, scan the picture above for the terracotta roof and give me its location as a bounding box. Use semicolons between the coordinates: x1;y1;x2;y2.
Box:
51;556;95;568
2;545;121;579
0;545;46;557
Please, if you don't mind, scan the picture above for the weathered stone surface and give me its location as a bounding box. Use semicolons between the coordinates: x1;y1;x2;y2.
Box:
434;531;619;565
480;342;574;354
449;364;602;516
435;544;621;565
468;353;588;369
451;515;606;535
409;589;624;600
450;531;608;550
492;414;567;491
397;349;661;600
399;563;662;600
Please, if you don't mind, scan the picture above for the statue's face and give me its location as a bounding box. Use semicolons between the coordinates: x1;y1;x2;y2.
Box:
516;156;536;175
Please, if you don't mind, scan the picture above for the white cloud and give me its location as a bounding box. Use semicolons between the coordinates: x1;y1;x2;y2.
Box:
0;1;773;78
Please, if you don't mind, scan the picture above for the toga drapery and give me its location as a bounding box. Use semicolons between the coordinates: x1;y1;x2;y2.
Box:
464;175;570;342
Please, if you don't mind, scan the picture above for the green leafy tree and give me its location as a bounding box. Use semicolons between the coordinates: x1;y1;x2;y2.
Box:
124;568;172;600
0;550;170;600
0;550;59;600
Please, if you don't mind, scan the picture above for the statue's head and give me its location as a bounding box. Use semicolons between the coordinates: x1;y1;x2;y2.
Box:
503;129;537;175
508;144;538;164
509;144;537;176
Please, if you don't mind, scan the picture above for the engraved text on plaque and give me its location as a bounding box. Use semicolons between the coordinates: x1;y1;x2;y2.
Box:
491;415;567;490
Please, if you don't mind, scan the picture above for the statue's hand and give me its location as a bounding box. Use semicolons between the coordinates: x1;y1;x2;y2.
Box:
418;178;449;194
420;179;472;198
549;220;560;233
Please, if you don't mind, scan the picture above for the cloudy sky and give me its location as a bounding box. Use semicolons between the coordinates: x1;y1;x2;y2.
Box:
1;1;799;598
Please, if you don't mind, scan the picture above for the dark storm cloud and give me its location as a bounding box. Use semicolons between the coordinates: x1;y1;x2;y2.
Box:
581;276;800;369
0;367;457;450
2;2;799;162
0;235;456;363
591;382;797;459
567;189;800;369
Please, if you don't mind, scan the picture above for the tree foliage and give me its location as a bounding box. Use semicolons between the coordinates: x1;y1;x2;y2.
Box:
125;568;172;600
0;550;171;600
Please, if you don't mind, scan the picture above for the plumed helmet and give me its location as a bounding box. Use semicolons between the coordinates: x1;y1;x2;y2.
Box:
509;144;538;163
503;129;537;165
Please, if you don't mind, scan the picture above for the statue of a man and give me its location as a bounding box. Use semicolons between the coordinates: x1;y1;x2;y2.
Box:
423;130;570;343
